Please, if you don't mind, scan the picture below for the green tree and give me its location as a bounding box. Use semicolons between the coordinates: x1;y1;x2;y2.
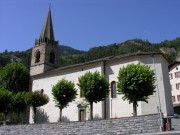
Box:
0;62;30;93
52;79;77;121
117;63;155;116
11;92;30;123
30;91;49;123
78;71;109;120
0;89;12;124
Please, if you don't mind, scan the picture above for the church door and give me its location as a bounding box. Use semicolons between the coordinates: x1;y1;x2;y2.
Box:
79;110;85;121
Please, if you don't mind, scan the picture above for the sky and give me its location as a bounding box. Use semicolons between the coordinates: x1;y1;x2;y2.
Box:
0;0;180;52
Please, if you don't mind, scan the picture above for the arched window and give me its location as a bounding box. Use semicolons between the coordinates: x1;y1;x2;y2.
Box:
41;89;44;95
35;50;40;63
111;81;116;98
49;52;55;64
45;37;48;43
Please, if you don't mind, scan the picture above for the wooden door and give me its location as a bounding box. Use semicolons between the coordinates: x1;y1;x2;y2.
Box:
79;110;85;121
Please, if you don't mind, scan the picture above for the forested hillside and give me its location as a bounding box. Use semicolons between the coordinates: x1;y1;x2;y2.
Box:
60;37;180;67
0;38;180;68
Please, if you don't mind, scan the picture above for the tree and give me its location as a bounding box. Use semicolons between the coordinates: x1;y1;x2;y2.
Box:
78;71;109;120
52;79;77;122
0;62;30;93
117;63;155;116
0;89;12;124
12;92;30;123
30;91;49;123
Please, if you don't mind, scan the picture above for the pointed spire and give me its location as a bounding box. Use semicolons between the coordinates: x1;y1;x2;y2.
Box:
39;7;55;43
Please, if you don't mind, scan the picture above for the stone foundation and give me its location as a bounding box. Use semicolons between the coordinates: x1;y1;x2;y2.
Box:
0;114;161;135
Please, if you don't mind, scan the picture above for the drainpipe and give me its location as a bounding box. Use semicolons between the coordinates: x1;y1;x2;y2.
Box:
111;98;113;118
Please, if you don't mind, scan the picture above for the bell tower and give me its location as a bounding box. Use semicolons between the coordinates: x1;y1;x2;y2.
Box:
30;8;59;76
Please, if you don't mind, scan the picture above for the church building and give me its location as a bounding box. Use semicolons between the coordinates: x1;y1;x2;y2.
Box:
29;8;174;123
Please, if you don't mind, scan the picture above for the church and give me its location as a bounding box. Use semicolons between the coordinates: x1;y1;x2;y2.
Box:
29;8;174;123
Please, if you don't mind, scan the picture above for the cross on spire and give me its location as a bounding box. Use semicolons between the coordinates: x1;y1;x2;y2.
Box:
48;3;52;10
39;6;55;43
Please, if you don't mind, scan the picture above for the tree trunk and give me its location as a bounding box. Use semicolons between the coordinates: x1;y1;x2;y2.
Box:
17;111;20;123
3;113;7;125
133;101;137;116
59;109;62;122
90;102;93;120
33;106;36;123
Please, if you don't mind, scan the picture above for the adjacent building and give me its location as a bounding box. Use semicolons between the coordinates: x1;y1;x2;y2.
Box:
169;61;180;114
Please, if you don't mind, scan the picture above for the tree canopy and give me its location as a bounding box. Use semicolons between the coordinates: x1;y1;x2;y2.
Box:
0;62;30;93
52;79;77;121
117;63;155;116
0;89;12;118
12;92;30;114
0;62;30;124
78;71;109;120
30;91;49;123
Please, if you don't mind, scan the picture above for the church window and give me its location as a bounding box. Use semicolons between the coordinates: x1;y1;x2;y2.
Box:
111;81;116;98
45;37;48;43
41;89;44;95
50;52;55;64
35;50;40;63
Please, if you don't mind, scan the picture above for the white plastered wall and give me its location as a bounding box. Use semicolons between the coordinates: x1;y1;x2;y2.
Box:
140;56;173;117
30;63;103;123
105;59;142;118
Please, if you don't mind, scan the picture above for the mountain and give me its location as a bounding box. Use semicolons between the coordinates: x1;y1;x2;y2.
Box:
59;45;86;56
0;45;86;68
0;37;180;68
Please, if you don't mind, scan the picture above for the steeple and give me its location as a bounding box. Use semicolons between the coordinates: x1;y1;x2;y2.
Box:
30;7;59;76
39;7;55;44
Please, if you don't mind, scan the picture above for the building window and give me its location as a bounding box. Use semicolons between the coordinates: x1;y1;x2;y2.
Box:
176;83;180;90
169;73;173;79
111;81;116;98
35;50;40;63
172;96;176;102
175;72;180;78
49;52;55;64
177;95;180;101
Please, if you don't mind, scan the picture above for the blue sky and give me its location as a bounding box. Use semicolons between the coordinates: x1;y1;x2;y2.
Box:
0;0;180;52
